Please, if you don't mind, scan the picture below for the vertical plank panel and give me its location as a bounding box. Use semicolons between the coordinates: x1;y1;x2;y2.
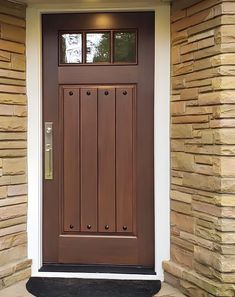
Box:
63;88;80;232
80;88;98;232
116;87;134;233
98;87;116;233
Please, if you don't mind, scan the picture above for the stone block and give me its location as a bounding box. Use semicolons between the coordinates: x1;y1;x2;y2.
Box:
2;158;26;175
171;244;193;268
172;152;194;172
3;267;31;288
171;190;192;204
0;23;25;44
0;116;26;132
0;244;26;267
0;232;26;250
171;101;186;115
171;124;193;139
0;204;27;220
213;157;235;177
7;184;27;196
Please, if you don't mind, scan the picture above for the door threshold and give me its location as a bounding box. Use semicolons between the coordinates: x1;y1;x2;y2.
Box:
39;264;156;275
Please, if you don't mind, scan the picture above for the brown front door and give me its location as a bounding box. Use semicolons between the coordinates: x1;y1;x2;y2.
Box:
42;12;154;269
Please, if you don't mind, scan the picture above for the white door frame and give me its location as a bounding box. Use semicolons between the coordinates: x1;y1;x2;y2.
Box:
26;1;170;281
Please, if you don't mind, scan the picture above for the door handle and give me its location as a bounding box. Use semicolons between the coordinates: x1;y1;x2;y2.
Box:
45;122;53;180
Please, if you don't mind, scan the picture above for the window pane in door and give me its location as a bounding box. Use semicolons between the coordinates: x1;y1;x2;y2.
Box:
86;33;110;63
114;32;136;63
60;33;82;64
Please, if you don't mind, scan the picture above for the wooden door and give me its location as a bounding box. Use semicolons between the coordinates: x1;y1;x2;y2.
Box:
42;12;154;270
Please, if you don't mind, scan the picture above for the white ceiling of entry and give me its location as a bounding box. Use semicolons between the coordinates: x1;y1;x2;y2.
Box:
16;0;167;4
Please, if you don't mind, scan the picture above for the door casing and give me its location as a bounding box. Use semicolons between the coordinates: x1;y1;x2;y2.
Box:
26;2;170;281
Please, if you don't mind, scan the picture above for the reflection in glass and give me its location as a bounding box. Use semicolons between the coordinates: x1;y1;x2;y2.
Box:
60;34;82;64
114;32;136;63
86;33;110;63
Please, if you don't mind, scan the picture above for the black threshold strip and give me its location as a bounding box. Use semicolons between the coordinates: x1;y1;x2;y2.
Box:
39;264;156;275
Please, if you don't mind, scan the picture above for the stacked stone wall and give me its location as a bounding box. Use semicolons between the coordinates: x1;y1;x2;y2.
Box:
164;0;235;296
0;0;31;290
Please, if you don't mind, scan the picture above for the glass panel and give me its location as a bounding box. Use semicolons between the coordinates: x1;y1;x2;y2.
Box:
114;32;136;63
86;33;110;63
60;33;82;64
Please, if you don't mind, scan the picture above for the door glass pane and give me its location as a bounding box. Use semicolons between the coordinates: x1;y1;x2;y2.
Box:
114;32;136;63
86;33;110;63
60;33;82;64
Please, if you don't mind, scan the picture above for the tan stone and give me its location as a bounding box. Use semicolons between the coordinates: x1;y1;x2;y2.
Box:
14;105;27;117
163;260;185;279
172;152;194;172
0;232;26;250
198;91;235;105
3;267;31;288
0;244;27;267
10;174;27;185
171;244;193;268
212;77;235;90
0;94;26;105
214;105;235;119
171;235;194;252
171;101;186;115
172;115;209;124
213;157;235;177
0;216;26;229
0;204;27;221
0;186;7;199
214;129;235;145
11;53;26;71
0;117;26;131
183;269;235;296
171;140;185;152
0;23;25;44
0;104;13;116
183;173;220;192
171;124;193;139
210;119;235;128
180;88;198;100
0;132;26;140
195;155;213;165
0;39;25;54
0;0;26;19
2;158;26;175
7;184;27;196
171;190;192;204
0;149;26;158
0;14;25;27
215;25;235;44
171;211;195;233
171;200;192;215
0;196;27;207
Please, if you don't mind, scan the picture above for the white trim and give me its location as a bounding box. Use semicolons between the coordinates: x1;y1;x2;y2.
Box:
26;2;170;281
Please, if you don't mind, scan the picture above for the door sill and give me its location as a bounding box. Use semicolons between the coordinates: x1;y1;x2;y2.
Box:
39;264;156;275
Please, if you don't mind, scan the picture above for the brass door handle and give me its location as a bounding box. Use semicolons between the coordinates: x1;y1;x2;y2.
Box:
45;122;53;180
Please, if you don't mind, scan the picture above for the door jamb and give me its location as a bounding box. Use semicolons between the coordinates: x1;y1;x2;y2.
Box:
26;3;170;281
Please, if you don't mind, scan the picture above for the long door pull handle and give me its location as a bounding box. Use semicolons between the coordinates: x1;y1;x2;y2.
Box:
45;122;53;180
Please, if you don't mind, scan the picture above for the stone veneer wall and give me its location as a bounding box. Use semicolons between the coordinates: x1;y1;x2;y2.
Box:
163;0;235;296
0;0;31;290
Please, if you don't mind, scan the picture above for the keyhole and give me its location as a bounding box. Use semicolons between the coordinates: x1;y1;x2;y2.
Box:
87;91;91;96
104;91;109;96
70;224;74;229
69;91;73;96
123;226;128;231
87;224;92;230
123;91;127;96
105;225;109;230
